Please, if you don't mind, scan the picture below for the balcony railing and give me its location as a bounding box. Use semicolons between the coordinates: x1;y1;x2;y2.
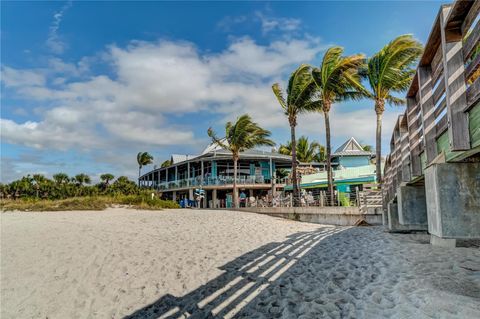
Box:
153;175;290;191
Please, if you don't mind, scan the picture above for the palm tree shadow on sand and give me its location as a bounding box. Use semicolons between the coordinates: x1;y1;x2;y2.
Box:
124;226;345;319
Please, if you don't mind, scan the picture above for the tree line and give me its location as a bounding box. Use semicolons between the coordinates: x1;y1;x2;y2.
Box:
0;173;140;200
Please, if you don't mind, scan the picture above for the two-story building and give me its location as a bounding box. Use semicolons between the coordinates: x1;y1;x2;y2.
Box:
138;142;292;208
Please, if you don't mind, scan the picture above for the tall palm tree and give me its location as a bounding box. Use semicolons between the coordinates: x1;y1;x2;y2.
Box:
100;173;115;186
278;136;325;163
364;35;422;184
312;47;366;204
208;114;275;208
272;64;320;205
137;152;154;186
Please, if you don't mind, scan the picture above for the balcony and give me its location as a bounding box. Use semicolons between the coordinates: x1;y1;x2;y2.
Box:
154;175;289;191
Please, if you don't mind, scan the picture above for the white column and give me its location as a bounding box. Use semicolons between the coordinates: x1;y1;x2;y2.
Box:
189;188;194;200
187;162;190;186
213;189;217;208
172;191;177;201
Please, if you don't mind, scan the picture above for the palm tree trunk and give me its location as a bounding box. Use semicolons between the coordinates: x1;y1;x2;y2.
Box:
138;166;141;187
290;124;299;206
233;155;238;208
376;110;383;185
324;111;334;205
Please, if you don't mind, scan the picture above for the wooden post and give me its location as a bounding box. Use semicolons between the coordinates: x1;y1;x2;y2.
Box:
440;6;470;151
418;66;438;164
355;186;360;207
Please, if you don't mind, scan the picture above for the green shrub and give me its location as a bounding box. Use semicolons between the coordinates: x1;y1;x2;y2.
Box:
339;192;351;207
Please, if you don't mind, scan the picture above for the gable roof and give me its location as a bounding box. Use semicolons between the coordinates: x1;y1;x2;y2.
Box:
333;137;374;157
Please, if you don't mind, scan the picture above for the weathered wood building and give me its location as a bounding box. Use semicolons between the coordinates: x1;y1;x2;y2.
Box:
383;0;480;246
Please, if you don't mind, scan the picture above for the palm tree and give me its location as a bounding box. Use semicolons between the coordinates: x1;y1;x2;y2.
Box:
32;174;47;198
312;47;366;204
314;145;326;162
208;114;275;208
161;159;172;168
272;64;320;204
364;35;422;184
278;136;325;163
100;173;115;187
137;152;154;186
53;173;69;184
362;144;373;152
74;174;91;187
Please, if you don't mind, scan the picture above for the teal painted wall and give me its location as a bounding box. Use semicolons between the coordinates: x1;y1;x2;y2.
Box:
260;161;270;179
212;161;217;177
250;163;255;175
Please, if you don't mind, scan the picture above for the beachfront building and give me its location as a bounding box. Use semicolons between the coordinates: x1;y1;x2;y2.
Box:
288;137;377;192
138;143;292;208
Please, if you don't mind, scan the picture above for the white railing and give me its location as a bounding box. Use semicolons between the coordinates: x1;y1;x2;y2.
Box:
154;175;274;190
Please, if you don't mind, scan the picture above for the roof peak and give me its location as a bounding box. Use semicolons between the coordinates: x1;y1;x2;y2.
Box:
335;137;363;153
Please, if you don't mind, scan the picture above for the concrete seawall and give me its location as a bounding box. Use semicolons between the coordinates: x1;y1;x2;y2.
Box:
236;207;383;226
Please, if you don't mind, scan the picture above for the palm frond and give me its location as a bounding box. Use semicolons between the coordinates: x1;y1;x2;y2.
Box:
385;94;405;106
367;34;422;103
312;46;367;109
272;83;287;111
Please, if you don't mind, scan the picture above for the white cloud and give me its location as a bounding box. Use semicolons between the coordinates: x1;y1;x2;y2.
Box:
1;66;46;87
255;12;301;35
46;1;72;54
217;15;248;32
2;36;324;152
3;33;404;181
217;11;301;36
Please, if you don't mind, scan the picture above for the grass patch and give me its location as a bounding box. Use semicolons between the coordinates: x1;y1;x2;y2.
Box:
0;195;179;212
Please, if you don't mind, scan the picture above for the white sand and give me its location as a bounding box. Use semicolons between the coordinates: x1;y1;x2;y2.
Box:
1;208;479;319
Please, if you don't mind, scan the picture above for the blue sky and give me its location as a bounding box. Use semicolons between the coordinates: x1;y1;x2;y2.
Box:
1;0;443;182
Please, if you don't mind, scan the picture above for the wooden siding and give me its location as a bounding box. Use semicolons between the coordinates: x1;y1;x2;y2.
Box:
383;0;479;205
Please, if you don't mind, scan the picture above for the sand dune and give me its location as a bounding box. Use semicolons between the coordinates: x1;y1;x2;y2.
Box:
1;208;479;318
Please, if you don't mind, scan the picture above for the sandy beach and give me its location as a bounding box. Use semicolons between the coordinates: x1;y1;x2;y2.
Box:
1;208;479;319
